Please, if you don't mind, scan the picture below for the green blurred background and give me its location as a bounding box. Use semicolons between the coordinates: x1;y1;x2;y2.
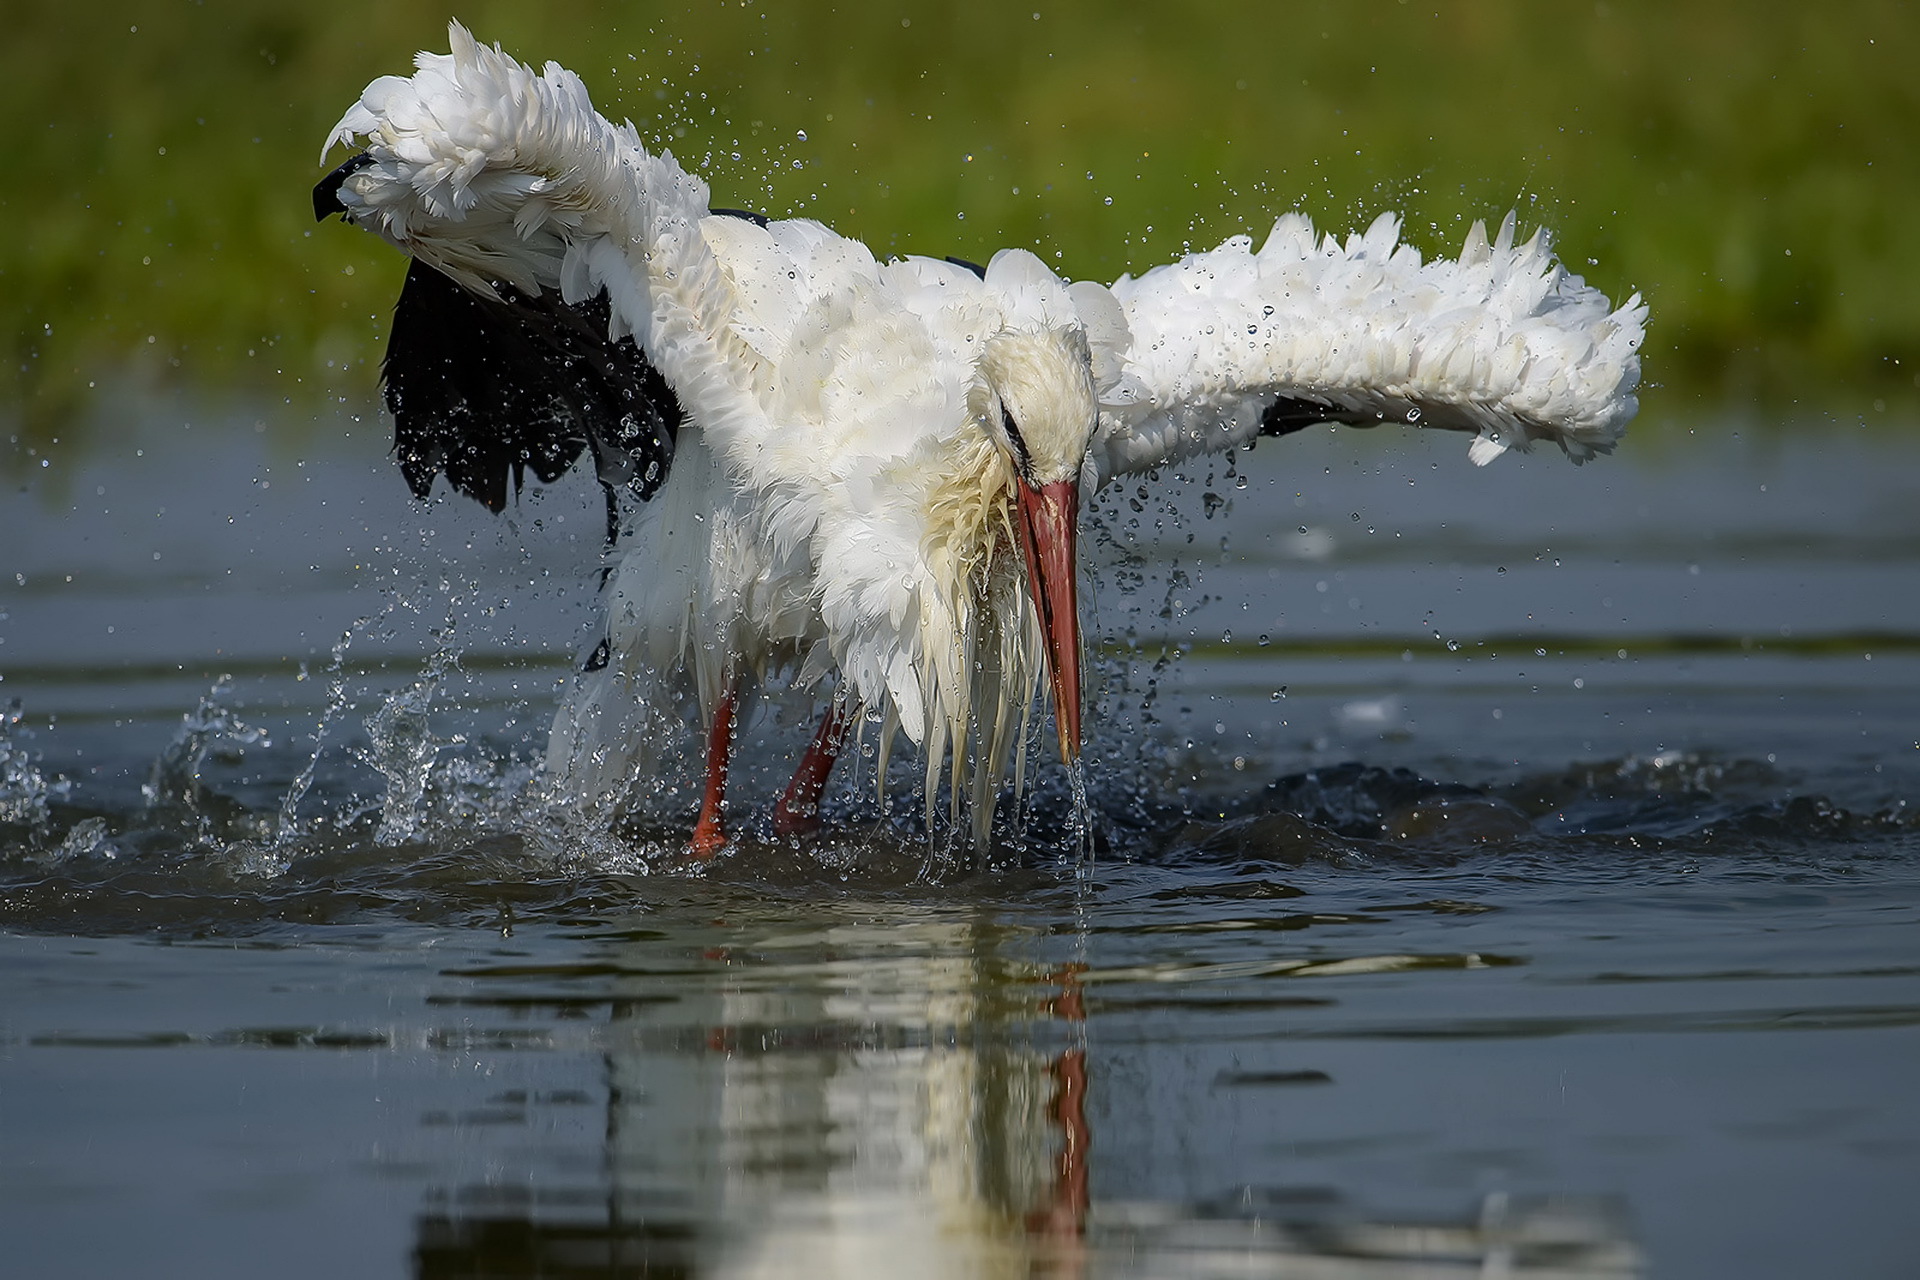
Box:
4;0;1915;460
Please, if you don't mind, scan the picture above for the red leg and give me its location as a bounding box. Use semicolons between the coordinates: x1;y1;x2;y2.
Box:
771;700;852;839
689;679;740;858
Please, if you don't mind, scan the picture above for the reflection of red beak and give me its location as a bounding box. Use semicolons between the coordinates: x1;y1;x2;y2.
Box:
1017;478;1082;762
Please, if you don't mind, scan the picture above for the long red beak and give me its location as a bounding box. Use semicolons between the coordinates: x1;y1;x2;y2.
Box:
1016;478;1082;762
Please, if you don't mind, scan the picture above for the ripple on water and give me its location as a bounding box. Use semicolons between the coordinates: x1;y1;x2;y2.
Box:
3;675;1914;941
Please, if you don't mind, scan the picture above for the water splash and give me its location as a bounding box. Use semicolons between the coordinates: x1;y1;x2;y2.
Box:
277;619;371;845
125;677;286;877
1065;760;1096;875
141;676;269;839
0;698;66;830
359;646;465;846
49;815;111;863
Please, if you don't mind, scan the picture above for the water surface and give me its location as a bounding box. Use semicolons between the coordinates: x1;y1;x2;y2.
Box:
3;410;1918;1278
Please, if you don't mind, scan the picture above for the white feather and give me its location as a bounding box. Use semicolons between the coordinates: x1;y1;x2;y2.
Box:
323;26;1647;844
1086;211;1646;484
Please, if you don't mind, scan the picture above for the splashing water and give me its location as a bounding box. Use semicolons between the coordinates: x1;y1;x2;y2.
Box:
278;617;381;845
142;676;270;823
1064;759;1096;873
0;698;66;831
9;312;1920;1280
358;646;463;846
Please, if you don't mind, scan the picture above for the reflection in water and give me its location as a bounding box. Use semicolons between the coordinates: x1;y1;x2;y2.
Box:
1087;1192;1640;1278
407;911;1641;1278
601;915;1051;1278
7;421;1917;1276
408;914;1059;1276
1028;966;1091;1270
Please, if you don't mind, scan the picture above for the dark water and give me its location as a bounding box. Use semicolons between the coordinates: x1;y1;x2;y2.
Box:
4;407;1919;1278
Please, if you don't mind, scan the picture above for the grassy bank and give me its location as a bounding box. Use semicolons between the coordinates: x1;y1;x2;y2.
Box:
5;0;1917;459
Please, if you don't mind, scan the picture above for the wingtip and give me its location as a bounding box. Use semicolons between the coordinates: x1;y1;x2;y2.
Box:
312;152;374;222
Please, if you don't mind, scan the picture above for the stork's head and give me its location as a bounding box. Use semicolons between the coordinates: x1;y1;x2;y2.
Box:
977;327;1099;763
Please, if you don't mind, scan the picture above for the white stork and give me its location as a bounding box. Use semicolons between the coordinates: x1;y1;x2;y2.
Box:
314;25;1645;854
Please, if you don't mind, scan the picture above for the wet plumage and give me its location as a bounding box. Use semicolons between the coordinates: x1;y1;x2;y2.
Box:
316;24;1645;849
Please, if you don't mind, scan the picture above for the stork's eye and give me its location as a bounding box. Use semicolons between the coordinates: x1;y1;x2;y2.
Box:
1001;407;1033;477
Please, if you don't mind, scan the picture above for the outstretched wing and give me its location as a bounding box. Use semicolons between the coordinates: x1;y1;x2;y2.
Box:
313;24;709;519
1083;212;1646;485
313;24;978;536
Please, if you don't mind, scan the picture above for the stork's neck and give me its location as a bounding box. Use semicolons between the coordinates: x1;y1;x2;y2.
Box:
919;433;1020;605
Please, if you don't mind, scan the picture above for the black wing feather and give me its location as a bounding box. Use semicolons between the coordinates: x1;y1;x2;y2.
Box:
1258;396;1334;439
313;154;375;222
382;259;681;513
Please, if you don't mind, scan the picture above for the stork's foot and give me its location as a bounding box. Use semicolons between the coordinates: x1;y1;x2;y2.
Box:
689;812;727;859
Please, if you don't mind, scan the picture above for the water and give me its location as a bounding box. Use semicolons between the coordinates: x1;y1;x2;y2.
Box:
4;407;1919;1278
